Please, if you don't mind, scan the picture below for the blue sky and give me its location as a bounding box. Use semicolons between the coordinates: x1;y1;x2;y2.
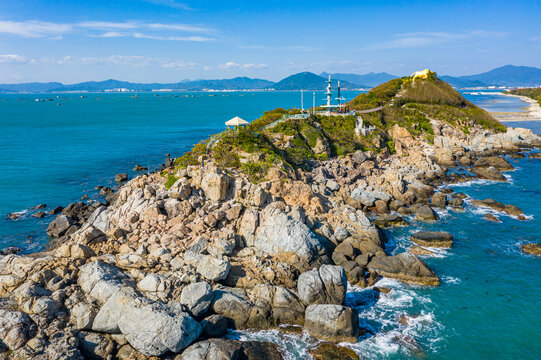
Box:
0;0;540;83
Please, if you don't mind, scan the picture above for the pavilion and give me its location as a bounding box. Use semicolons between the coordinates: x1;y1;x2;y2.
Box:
225;116;249;129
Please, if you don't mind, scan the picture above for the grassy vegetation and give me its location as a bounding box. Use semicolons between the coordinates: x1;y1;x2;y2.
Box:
348;78;404;110
165;174;179;189
175;141;208;168
506;88;541;106
348;74;506;136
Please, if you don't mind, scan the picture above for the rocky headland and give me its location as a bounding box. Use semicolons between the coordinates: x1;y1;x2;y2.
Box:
1;73;540;359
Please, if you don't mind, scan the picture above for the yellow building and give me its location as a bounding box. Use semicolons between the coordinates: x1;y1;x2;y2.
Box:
412;69;432;80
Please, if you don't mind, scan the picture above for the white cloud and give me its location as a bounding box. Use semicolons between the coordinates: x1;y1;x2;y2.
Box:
531;35;541;42
0;20;72;38
364;31;509;50
77;21;138;30
98;32;125;38
218;62;267;69
147;23;211;33
0;54;28;64
132;33;213;41
0;20;215;41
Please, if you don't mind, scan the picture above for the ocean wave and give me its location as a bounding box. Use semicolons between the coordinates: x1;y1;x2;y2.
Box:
440;275;461;285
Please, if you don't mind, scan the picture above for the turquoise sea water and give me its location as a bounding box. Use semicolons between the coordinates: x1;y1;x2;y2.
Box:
0;90;540;359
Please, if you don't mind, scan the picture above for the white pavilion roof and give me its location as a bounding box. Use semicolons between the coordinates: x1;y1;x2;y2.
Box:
225;116;249;126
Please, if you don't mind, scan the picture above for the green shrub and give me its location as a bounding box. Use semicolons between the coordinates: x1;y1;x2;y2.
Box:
165;174;178;189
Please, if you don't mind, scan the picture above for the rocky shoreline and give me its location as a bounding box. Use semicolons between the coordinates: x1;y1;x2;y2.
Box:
1;110;540;359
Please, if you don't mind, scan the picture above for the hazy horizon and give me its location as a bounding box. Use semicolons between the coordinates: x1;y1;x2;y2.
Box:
0;0;540;84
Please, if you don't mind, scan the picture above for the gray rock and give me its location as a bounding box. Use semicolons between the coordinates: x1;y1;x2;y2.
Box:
253;206;331;270
118;300;201;356
207;238;235;257
169;178;192;200
415;205;439;222
448;197;464;208
179;338;242;360
46;215;73;237
350;189;376;207
471;166;506;181
92;287;139;333
70;302;98;330
180;282;213;317
200;315;228;338
196;256;231;281
304;304;359;343
86;206;109;234
77;331;115;360
473;156;514;171
210;288;252;329
333;226;349;242
137;273;168;294
0;309;33;351
78;261;133;305
115;173;128;183
367;253;439;286
201;171;231;202
297;265;347;306
326;180;340;192
430;193;447;208
410;231;453;248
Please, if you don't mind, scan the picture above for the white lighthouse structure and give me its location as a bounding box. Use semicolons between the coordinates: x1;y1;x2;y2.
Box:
325;74;332;115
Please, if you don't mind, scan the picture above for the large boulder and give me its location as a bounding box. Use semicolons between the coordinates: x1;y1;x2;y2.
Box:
179;338;242;360
253;206;331;270
521;243;541;256
196;256;231;281
92;287;139;333
304;304;359;343
180;282;213;317
179;339;283;360
210;287;252;329
297;265;347;305
367;253;439;286
430;193;447;208
434;148;455;167
471;166;506;181
415;205;439;222
0;309;33;351
168;178;192;200
117;299;202;356
46;215;73;237
410;231;453;248
200;315;228;338
201;170;231;202
78;261;133;305
473;156;514;171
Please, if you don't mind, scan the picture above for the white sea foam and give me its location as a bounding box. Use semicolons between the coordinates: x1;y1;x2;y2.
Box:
441;275;461;285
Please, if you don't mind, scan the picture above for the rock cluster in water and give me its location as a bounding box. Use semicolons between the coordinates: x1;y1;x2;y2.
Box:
0;120;540;359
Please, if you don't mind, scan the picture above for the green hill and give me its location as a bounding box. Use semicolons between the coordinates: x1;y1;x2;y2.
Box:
348;71;505;138
172;72;505;183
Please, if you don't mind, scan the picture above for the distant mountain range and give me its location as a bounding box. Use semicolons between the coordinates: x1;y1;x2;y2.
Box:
441;65;541;88
273;72;359;90
1;65;540;93
320;72;396;88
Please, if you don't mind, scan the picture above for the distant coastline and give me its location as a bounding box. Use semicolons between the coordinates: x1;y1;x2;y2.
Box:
491;93;541;122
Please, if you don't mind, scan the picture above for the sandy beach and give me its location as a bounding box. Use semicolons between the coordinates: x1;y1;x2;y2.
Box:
491;93;541;122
